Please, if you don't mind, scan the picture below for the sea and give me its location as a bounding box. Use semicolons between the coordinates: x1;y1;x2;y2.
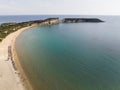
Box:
1;15;120;90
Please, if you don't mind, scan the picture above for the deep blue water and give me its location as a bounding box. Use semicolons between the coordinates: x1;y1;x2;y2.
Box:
0;15;53;23
10;15;120;90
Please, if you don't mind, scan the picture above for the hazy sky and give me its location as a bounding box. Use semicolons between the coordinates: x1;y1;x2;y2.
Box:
0;0;120;15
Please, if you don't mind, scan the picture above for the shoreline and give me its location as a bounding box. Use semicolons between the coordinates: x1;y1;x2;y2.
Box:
0;18;60;90
0;25;36;90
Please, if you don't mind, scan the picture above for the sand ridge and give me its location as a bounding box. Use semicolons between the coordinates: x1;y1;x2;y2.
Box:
0;26;36;90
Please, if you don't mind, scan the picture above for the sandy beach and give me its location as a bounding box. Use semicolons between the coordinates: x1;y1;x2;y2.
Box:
0;26;35;90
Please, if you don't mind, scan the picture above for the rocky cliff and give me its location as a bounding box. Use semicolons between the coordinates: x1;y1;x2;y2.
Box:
63;18;104;23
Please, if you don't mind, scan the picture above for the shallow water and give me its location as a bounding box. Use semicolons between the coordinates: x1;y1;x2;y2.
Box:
16;16;120;90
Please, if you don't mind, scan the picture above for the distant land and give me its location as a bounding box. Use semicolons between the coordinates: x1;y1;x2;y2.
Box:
63;18;104;23
0;18;103;41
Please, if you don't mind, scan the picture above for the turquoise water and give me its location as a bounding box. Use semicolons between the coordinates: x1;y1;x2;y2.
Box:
16;17;120;90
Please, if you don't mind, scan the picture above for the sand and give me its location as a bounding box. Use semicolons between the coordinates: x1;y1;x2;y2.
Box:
0;26;36;90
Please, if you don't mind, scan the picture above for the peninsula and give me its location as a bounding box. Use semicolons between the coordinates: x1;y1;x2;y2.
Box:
0;18;59;42
0;18;103;41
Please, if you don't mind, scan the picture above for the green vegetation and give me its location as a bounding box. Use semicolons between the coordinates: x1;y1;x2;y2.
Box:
0;20;42;42
0;22;28;41
0;18;59;42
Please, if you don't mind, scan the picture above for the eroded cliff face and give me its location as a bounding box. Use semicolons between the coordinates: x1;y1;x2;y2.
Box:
40;18;59;25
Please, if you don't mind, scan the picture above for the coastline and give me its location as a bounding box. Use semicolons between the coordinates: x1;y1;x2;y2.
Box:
0;25;36;90
0;18;60;90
